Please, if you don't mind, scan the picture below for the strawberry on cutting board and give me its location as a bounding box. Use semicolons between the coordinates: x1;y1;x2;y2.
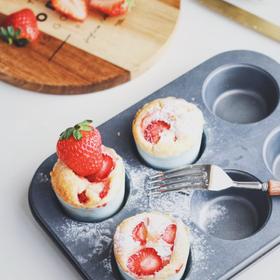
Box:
51;0;88;21
89;0;133;17
57;120;103;177
0;8;39;46
127;248;163;276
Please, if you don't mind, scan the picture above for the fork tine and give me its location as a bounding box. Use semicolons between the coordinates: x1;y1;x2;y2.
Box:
149;164;206;181
149;171;204;185
147;173;208;190
148;182;206;195
147;164;210;196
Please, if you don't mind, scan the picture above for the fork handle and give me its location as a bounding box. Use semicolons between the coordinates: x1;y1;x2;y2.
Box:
268;180;280;196
233;180;280;196
233;181;264;191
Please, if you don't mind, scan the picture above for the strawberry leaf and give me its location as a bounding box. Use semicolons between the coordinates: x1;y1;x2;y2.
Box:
73;130;82;140
79;125;91;131
0;25;26;47
14;29;21;38
0;27;8;37
67;127;75;138
59;120;93;141
7;26;15;37
79;120;92;126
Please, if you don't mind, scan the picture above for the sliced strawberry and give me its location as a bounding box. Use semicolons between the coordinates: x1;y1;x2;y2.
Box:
86;154;115;182
89;0;130;17
144;120;171;144
162;256;171;267
51;0;88;21
99;181;110;199
161;224;177;245
78;190;89;204
132;222;147;246
175;264;183;273
127;248;163;276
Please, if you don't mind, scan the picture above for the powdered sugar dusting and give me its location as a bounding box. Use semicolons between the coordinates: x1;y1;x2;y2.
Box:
148;189;216;275
149;191;191;221
48;159;222;279
190;227;215;274
124;162;153;212
200;204;228;231
55;217;115;272
37;172;49;183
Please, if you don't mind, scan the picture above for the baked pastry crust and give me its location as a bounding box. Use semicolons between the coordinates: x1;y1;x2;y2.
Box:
50;146;125;208
132;97;204;158
114;212;190;279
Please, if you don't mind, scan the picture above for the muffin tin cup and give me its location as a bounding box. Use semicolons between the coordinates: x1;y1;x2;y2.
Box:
55;186;125;223
136;139;202;170
190;170;271;241
263;127;280;179
115;263;187;280
29;50;280;280
202;64;279;124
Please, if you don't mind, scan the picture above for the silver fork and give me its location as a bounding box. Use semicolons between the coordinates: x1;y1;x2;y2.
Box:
146;164;280;197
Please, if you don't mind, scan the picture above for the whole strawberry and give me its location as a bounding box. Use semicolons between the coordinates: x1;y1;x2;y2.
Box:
57;120;103;177
0;8;39;47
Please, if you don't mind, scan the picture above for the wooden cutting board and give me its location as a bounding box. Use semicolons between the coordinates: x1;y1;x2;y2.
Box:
0;0;180;94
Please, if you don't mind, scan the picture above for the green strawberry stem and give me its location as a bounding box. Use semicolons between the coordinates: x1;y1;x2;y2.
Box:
59;120;93;141
0;25;29;47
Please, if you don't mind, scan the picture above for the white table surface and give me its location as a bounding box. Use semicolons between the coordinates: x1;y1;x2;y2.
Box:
1;0;280;279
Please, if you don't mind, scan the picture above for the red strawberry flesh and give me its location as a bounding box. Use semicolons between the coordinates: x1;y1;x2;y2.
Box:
161;224;177;245
99;181;110;199
78;190;89;204
144;120;171;144
51;0;88;21
89;0;129;16
127;248;163;276
132;222;147;246
86;154;115;182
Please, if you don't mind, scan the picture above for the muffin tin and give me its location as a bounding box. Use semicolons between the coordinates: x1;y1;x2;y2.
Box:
29;50;280;280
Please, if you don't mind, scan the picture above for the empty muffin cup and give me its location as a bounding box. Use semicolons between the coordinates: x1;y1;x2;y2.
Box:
191;170;271;240
202;64;279;124
263;127;280;179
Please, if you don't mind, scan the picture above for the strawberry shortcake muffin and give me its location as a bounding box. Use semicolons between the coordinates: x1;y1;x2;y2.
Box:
50;120;125;222
132;97;204;170
114;212;190;280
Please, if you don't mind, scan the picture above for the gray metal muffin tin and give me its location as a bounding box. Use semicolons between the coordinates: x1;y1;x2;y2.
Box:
29;50;280;280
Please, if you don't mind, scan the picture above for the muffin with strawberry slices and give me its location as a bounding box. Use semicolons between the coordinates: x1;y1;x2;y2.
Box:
50;120;125;222
132;97;204;170
114;212;190;280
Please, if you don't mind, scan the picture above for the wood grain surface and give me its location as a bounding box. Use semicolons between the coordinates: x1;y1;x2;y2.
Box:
0;0;180;94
